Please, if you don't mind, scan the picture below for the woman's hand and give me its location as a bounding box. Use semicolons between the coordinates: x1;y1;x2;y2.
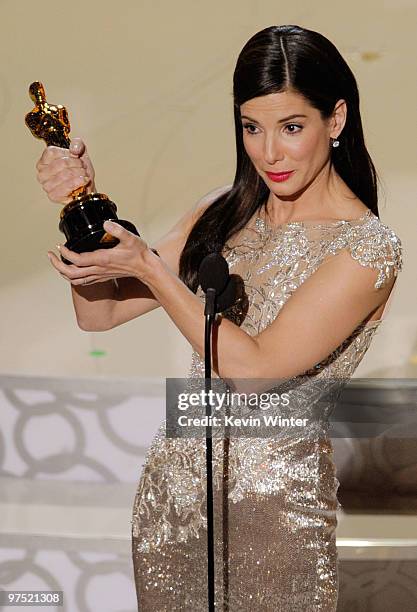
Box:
36;137;96;205
47;221;158;286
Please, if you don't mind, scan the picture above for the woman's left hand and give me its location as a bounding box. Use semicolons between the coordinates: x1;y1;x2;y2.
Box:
49;220;157;286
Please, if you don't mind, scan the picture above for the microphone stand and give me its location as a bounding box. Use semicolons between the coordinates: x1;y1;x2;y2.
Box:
204;287;216;612
199;254;237;611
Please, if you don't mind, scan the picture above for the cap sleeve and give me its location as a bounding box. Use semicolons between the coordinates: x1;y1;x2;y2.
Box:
346;217;403;289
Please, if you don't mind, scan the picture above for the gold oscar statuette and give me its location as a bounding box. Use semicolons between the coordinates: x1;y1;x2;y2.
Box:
25;81;140;263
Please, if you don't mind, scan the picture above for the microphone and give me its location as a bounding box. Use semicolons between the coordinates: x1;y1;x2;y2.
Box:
216;275;239;313
199;253;229;295
198;253;237;316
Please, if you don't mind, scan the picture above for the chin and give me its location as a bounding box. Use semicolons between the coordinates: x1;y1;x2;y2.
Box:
269;181;296;192
270;180;306;200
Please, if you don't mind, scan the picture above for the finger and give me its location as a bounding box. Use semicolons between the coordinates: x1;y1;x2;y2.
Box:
39;170;89;198
80;155;95;190
58;271;102;285
48;251;83;280
47;250;100;279
70;275;103;286
36;145;69;169
43;174;90;202
56;267;118;285
58;271;71;282
81;153;94;175
70;138;95;184
69;137;86;158
42;168;89;192
57;243;110;268
45;192;73;205
103;220;134;242
38;157;85;181
81;276;120;285
48;253;80;281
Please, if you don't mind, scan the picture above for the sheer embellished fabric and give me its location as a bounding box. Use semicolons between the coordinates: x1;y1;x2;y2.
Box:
131;207;402;611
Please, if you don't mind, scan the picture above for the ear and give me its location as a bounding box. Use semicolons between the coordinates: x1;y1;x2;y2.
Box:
330;99;347;139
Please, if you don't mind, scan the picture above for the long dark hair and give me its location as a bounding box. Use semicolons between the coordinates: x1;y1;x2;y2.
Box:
179;24;380;292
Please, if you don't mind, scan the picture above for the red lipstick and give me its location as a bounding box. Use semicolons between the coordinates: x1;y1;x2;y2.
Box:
265;170;294;182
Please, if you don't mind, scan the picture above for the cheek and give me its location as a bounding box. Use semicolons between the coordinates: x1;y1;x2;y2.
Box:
290;132;326;162
243;136;261;162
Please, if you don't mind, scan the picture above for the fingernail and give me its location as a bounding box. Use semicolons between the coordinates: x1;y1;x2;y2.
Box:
47;252;51;260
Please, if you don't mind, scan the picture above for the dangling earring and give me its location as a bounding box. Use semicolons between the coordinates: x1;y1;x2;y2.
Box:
331;137;340;148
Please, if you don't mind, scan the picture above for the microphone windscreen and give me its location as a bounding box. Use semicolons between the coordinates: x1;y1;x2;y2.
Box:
216;275;238;312
198;253;229;294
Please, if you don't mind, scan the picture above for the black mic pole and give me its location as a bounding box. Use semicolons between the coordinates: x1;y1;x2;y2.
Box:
204;287;216;612
198;253;230;612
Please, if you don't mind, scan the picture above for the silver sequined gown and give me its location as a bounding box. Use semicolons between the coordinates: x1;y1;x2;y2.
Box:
131;206;402;611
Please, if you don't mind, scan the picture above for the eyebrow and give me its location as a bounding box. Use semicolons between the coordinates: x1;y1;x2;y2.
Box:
240;113;308;124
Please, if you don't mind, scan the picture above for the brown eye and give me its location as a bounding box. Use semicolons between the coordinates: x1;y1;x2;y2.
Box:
285;124;302;134
242;123;259;135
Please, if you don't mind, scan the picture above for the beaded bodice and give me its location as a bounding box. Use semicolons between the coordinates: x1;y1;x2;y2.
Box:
189;207;402;381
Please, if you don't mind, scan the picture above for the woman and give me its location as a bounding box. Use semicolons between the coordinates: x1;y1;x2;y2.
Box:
38;24;402;612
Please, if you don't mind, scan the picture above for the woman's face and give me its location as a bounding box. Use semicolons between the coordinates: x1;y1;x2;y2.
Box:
240;90;345;196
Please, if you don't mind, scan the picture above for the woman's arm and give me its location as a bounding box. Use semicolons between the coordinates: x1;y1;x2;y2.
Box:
48;184;231;331
66;205;193;331
142;246;395;390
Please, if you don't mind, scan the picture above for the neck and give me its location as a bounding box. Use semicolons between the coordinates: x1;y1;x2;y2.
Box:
266;163;358;224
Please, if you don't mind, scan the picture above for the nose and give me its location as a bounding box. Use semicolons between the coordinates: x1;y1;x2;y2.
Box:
264;132;284;165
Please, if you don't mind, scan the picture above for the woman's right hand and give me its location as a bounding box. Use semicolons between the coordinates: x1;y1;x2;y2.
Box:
36;137;96;205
